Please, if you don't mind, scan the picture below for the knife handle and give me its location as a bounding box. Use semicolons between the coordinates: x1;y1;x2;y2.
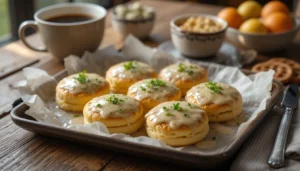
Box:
268;108;293;169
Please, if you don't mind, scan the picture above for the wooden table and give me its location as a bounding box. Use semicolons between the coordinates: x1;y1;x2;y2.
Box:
1;1;300;170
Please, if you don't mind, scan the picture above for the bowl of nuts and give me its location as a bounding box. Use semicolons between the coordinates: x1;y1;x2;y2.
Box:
170;14;228;58
112;2;155;39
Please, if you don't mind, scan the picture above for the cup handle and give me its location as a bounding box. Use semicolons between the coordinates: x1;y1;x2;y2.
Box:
18;20;47;52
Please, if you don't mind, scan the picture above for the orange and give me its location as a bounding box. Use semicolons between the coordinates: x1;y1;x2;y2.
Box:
261;1;289;18
263;12;293;33
239;18;268;34
217;7;244;29
237;1;262;19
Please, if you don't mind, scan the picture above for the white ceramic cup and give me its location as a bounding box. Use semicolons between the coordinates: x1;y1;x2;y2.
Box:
19;3;107;62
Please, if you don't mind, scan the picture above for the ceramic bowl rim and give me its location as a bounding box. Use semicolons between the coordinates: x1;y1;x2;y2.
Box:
111;5;155;23
170;13;228;36
34;3;107;26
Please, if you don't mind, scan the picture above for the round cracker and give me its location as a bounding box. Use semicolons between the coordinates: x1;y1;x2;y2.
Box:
252;62;293;84
268;58;300;84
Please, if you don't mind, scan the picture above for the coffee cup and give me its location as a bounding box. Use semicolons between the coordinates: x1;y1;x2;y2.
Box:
19;3;107;62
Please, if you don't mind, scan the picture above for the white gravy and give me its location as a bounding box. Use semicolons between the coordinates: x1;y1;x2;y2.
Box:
210;123;233;135
60;73;106;94
186;82;240;106
160;63;205;81
128;79;179;101
110;61;155;79
195;140;217;149
87;94;139;119
145;101;205;129
225;114;247;126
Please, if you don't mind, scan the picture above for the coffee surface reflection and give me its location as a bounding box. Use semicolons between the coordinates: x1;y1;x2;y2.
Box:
46;14;93;23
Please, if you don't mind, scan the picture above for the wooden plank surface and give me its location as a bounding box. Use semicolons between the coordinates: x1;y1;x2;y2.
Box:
0;0;300;170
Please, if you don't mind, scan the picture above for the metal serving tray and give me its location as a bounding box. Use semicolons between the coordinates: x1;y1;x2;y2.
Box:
11;70;283;170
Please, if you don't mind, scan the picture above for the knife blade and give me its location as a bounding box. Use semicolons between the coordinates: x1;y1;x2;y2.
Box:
281;84;299;109
268;84;299;169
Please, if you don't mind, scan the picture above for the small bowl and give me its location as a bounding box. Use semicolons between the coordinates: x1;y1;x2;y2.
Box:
170;14;228;58
111;6;155;39
226;17;300;52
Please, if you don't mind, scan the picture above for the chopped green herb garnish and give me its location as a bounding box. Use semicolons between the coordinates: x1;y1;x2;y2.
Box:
74;70;88;84
187;103;192;107
212;136;216;140
177;63;195;76
184;113;189;117
165;112;174;116
205;82;223;94
187;70;194;75
123;61;138;70
163;106;169;111
73;114;81;118
189;65;197;69
171;103;183;111
106;95;124;104
95;78;101;83
119;109;124;113
145;79;166;90
140;86;146;91
96;104;102;108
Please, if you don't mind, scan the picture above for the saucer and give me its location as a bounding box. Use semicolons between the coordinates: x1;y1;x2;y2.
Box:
158;41;257;68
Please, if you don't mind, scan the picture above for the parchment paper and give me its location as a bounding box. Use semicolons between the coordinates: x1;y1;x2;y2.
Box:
18;35;274;154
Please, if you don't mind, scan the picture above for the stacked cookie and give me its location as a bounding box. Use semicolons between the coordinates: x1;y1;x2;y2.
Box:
252;58;300;84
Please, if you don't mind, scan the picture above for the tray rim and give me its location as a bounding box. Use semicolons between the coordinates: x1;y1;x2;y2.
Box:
10;69;284;168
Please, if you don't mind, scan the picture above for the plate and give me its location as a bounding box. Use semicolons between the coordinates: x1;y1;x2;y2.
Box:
158;41;257;68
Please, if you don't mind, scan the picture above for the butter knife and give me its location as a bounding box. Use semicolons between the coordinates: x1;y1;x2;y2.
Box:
268;84;299;168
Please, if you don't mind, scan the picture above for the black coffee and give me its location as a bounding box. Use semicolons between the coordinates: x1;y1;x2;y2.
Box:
46;14;93;23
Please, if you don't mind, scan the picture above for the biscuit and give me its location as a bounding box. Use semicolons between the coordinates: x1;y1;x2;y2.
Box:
159;63;208;96
83;94;144;134
106;61;157;94
145;101;209;146
56;71;110;112
127;79;181;113
186;82;242;122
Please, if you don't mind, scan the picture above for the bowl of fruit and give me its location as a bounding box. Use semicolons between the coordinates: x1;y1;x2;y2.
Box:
218;0;300;52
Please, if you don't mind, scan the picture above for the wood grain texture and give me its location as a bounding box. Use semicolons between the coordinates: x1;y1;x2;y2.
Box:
0;116;115;171
101;154;186;171
0;0;300;170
